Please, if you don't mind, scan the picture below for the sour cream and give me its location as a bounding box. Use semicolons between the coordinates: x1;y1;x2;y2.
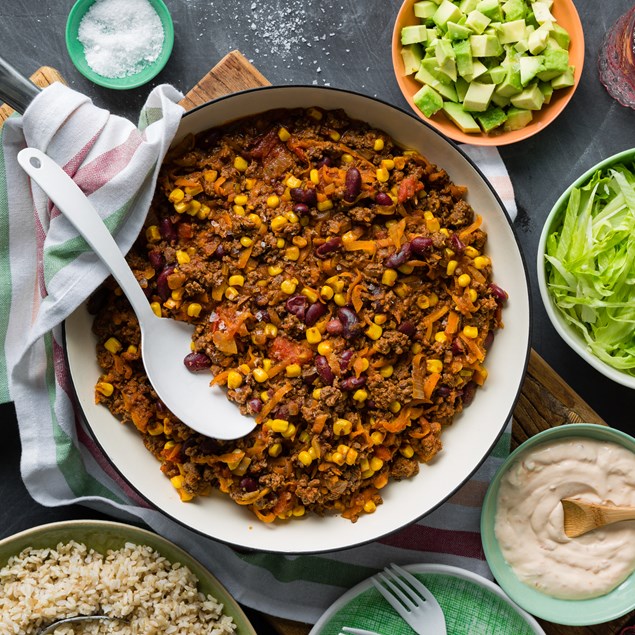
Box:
494;437;635;600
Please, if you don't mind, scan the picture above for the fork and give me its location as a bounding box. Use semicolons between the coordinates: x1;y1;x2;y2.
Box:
339;628;384;635
371;563;447;635
37;615;127;634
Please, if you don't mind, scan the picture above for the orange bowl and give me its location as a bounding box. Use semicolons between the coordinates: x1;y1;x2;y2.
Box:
391;0;584;146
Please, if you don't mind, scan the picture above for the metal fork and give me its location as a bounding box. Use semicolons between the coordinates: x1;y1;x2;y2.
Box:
37;615;127;634
371;563;447;635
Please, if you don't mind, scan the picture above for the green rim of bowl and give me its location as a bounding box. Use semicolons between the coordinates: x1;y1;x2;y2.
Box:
0;519;256;634
481;423;635;626
536;147;635;390
65;0;174;90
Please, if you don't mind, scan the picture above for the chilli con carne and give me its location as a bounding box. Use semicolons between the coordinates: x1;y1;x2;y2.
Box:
91;107;507;523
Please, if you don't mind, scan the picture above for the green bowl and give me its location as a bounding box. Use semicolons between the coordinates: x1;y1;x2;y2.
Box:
0;519;256;634
65;0;174;89
481;423;635;626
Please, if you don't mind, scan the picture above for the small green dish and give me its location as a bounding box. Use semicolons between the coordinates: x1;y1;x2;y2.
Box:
65;0;174;90
481;424;635;626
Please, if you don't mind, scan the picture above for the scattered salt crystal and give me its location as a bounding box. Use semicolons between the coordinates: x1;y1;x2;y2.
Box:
78;0;164;79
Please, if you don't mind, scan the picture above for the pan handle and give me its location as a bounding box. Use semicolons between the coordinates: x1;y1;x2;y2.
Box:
0;55;41;115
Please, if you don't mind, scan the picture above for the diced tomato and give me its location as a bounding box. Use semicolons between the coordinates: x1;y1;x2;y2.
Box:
397;176;423;203
269;336;314;365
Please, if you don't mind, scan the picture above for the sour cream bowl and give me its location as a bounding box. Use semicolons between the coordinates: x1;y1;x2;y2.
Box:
481;423;635;626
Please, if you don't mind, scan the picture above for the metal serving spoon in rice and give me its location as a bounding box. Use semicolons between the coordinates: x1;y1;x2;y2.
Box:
37;615;127;634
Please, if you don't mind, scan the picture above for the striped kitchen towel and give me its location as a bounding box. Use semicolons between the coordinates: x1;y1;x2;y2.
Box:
0;83;517;624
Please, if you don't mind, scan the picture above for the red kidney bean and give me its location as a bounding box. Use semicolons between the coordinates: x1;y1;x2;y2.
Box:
184;352;212;371
344;166;362;202
316;236;343;258
484;330;495;350
290;187;317;207
398;320;416;337
317;156;332;168
293;203;310;216
326;318;344;335
341;375;366;391
375;192;393;206
303;368;319;386
450;233;465;253
461;380;477;406
159;217;178;242
212;244;225;259
451;337;465;355
315;355;334;385
489;283;508;303
157;265;176;301
254;309;269;322
366;400;377;409
248;398;263;413
410;236;433;256
437;385;452;398
339;349;354;371
385;242;412;269
148;250;165;271
305;301;327;326
337;307;361;338
285;294;308;320
240;477;258;492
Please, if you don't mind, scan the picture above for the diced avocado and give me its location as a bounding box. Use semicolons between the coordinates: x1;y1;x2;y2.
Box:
413;84;445;117
502;0;526;21
514;38;529;53
476;106;508;131
455;76;470;102
536;47;569;80
551;65;575;89
459;0;479;12
401;43;425;75
519;54;544;85
497;19;527;43
447;21;473;39
538;80;554;103
420;58;454;85
401;24;428;45
528;22;550;54
481;64;506;84
463;81;497;111
470;34;504;57
414;0;439;20
531;1;554;24
465;10;491;34
550;22;571;50
415;65;459;101
462;59;488;82
453;39;474;77
436;38;458;81
433;0;463;29
495;65;522;96
504;106;533;130
510;82;545;109
442;102;481;133
477;0;504;21
491;91;511;107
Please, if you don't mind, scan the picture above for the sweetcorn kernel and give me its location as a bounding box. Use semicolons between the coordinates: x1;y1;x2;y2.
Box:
463;325;478;339
446;260;458;275
457;273;471;287
234;156;248;171
234;194;248;206
227;371;243;389
253;368;269;383
373;138;385;151
286;363;302;378
379;364;394;378
426;359;443;374
278;127;291;141
228;274;245;287
187;303;202;318
267;195;280;209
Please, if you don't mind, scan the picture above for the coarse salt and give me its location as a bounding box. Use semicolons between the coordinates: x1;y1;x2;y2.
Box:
78;0;165;79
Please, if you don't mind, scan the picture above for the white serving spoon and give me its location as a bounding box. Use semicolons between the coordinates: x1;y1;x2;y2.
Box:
18;147;256;440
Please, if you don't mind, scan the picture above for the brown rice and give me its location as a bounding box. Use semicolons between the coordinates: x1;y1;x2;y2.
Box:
0;541;236;634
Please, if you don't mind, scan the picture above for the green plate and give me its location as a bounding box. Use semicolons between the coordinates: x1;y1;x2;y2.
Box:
0;519;256;634
481;423;635;626
65;0;174;89
309;563;544;634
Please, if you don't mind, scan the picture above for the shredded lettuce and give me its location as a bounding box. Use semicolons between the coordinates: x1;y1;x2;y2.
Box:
545;160;635;374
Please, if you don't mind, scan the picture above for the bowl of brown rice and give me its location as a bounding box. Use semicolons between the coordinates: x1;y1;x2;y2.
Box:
0;519;255;634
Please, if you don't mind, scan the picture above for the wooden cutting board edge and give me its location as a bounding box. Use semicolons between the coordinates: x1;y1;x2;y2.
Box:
7;51;629;635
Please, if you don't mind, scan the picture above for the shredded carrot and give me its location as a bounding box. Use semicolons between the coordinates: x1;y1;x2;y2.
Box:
312;413;328;434
237;244;253;269
211;369;231;386
459;333;485;362
380;406;412;433
445;310;461;334
458;214;482;240
213;176;227;195
174;177;200;187
256;383;293;423
412;353;426;399
388;218;406;249
422;304;449;327
344;240;377;254
423;372;441;401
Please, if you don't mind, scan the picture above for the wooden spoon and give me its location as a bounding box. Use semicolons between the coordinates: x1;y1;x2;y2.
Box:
562;498;635;538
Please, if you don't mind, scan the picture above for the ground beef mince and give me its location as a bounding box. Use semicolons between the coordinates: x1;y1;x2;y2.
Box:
91;107;507;523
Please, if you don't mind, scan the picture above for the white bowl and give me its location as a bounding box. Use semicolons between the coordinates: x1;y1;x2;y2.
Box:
65;85;531;553
536;148;635;390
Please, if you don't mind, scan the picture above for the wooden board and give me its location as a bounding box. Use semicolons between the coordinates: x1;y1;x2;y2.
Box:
7;52;631;635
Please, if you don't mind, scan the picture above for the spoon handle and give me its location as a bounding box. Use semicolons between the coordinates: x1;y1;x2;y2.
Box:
17;147;154;324
593;503;635;525
0;55;40;114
